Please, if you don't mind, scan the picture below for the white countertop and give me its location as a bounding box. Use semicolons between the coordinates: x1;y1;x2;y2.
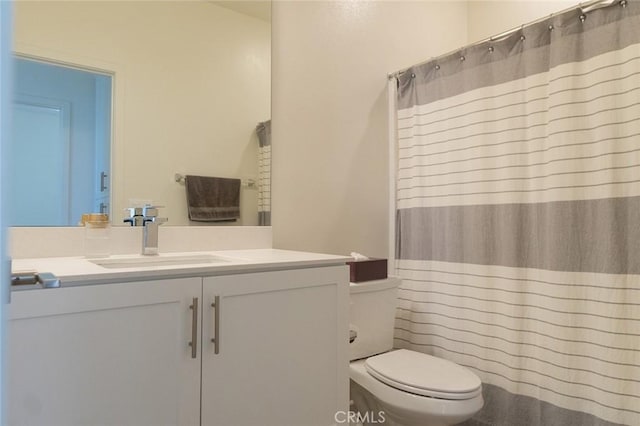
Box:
11;249;351;287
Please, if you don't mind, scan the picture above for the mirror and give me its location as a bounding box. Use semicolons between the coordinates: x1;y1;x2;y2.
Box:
12;0;271;226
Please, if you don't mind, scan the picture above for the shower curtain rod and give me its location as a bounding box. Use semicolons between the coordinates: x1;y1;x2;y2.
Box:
387;0;621;80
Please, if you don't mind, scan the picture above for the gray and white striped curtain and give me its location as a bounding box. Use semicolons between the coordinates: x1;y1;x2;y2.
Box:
256;120;271;226
394;2;640;425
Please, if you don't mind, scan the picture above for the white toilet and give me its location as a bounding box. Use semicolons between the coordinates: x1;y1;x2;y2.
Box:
349;277;483;426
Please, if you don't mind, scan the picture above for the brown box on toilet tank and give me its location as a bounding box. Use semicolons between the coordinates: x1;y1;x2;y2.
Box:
346;258;388;282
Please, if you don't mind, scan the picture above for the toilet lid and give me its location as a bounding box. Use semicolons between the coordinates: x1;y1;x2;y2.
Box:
365;349;482;400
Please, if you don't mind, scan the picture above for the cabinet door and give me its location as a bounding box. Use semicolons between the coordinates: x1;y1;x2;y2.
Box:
7;278;202;426
201;266;349;426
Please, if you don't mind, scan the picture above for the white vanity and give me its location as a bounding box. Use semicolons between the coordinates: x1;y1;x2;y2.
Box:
8;248;350;426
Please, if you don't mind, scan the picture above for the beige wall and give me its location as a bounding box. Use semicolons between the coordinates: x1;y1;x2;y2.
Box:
271;1;578;258
14;1;270;226
468;1;577;42
271;1;468;258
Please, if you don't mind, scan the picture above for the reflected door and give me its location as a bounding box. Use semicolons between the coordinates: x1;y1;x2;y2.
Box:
11;56;112;226
10;98;71;226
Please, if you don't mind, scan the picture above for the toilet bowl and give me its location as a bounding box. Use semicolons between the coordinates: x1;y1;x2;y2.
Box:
349;278;483;426
349;350;483;426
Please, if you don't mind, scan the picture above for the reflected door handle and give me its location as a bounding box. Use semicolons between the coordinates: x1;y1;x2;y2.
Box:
100;171;108;192
211;296;220;354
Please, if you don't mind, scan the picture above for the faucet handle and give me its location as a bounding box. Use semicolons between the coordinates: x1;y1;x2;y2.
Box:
124;207;144;217
142;205;165;217
142;204;167;226
123;207;145;226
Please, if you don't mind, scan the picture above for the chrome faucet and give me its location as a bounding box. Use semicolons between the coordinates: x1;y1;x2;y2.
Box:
124;205;168;255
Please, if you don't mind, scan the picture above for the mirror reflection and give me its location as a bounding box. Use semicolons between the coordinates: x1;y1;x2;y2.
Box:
12;0;271;226
11;57;112;226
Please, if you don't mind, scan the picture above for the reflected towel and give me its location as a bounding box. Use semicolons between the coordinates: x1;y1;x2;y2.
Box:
185;175;241;222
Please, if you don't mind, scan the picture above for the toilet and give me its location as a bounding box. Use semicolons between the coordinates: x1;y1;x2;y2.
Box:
349;278;483;426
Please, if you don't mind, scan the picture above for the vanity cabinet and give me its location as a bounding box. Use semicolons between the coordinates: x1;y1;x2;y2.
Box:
7;277;202;426
7;265;349;426
201;267;348;426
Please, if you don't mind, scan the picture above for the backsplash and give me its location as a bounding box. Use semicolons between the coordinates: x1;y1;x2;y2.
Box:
9;226;272;259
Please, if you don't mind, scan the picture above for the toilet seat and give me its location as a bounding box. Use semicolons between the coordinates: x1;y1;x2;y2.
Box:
365;349;482;400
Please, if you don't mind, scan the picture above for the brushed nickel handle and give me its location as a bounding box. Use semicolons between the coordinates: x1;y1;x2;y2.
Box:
100;171;108;192
211;296;220;354
189;297;198;359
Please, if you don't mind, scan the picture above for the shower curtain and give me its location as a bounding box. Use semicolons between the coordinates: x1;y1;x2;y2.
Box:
393;2;640;425
256;120;271;226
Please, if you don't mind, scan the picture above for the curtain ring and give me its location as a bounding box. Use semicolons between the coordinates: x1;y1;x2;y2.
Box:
520;25;525;40
488;46;494;53
460;55;466;62
435;64;440;70
547;12;554;32
579;14;587;23
620;0;627;7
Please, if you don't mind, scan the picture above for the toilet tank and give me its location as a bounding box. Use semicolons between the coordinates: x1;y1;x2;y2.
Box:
349;277;401;361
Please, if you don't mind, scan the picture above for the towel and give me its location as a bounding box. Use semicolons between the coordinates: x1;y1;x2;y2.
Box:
185;175;241;222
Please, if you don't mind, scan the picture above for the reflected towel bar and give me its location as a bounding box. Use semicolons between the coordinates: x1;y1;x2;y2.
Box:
175;173;256;189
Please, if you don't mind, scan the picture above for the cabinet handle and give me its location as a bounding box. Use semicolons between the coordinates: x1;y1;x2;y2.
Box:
189;297;198;359
211;296;220;354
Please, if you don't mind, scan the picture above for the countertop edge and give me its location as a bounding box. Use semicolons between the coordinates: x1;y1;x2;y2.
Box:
11;249;352;289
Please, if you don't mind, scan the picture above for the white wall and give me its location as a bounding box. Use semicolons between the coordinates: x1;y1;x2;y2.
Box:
271;1;468;258
467;1;577;42
13;1;270;226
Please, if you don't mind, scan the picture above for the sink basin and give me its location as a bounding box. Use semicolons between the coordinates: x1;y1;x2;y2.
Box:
90;254;232;269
